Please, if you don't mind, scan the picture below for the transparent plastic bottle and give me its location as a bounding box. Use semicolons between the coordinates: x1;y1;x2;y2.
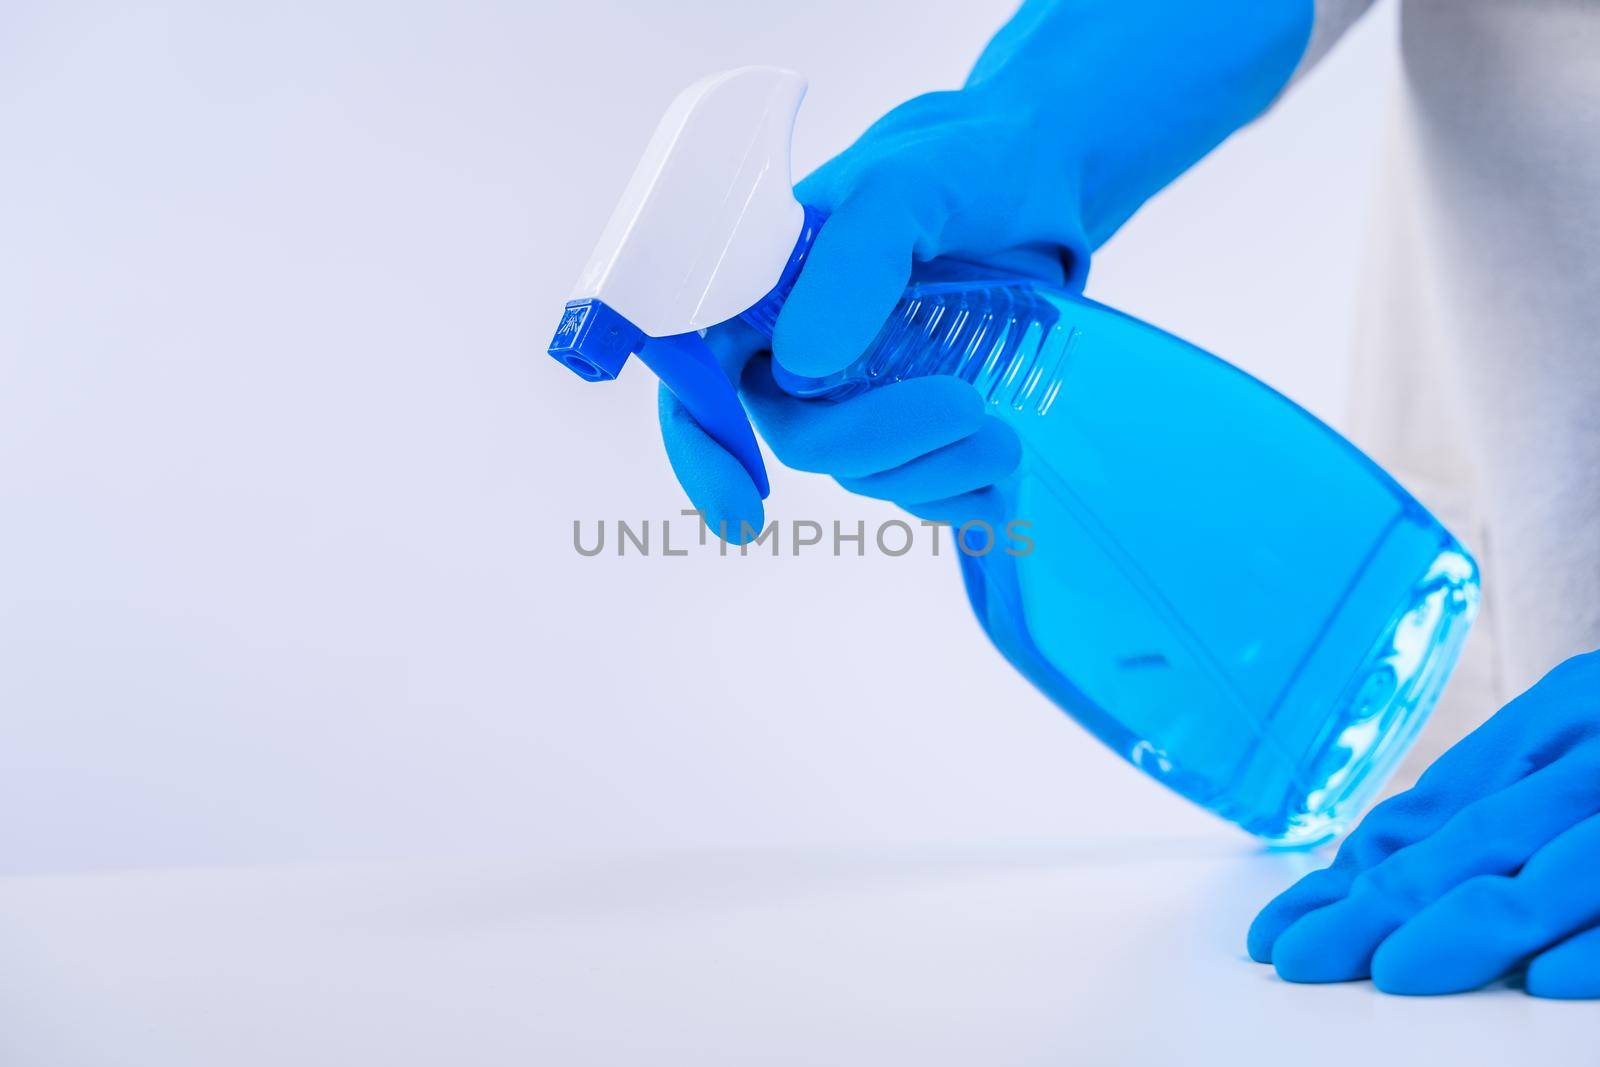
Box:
551;67;1481;847
753;258;1480;846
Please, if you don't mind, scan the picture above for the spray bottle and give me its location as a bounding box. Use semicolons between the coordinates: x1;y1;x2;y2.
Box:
549;67;1479;845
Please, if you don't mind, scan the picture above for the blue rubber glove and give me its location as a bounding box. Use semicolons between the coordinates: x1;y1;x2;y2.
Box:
1249;651;1600;999
661;0;1314;540
660;321;1022;539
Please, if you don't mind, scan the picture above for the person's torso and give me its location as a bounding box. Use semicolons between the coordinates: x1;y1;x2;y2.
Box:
1353;0;1600;781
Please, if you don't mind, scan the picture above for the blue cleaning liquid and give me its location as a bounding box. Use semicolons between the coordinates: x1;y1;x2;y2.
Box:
750;259;1479;846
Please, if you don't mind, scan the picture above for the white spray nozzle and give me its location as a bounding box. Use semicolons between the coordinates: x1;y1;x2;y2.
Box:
568;66;808;338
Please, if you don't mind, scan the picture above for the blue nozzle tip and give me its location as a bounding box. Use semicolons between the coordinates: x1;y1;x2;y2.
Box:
548;300;644;382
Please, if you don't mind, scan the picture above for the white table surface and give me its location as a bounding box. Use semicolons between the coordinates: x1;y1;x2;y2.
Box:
3;838;1595;1066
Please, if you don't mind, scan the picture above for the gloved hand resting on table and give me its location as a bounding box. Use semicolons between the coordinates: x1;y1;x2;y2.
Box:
1249;650;1600;999
659;0;1313;540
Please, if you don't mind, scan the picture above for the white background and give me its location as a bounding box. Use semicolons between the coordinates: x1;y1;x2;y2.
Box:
1;0;1397;875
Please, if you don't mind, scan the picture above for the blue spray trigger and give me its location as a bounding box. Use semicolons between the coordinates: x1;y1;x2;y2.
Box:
637;332;770;499
548;299;769;499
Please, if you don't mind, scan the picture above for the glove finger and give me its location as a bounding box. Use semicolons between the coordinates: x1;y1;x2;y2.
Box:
1368;812;1600;995
1246;777;1474;966
1264;750;1600;982
899;488;1005;528
772;187;918;378
837;417;1021;504
741;359;986;478
1248;660;1600;963
702;318;769;382
1527;922;1600;1000
1247;868;1357;965
657;383;764;543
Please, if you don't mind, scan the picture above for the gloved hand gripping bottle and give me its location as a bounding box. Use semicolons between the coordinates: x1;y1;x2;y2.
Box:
549;68;1480;846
